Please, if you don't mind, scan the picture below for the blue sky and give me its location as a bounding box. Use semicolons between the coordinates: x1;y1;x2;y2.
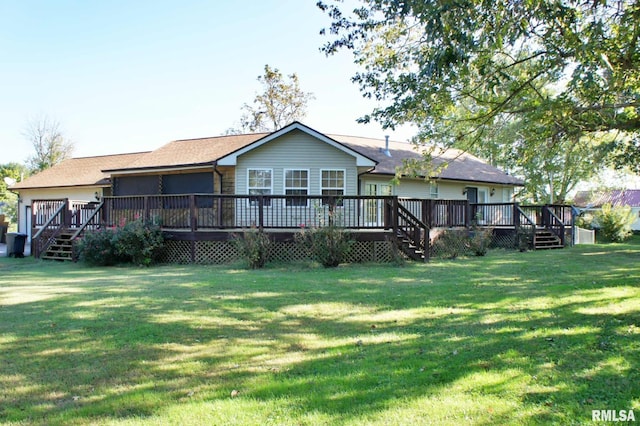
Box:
1;0;415;165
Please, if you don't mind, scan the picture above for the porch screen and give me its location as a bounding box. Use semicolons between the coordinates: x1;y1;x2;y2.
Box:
162;173;213;194
162;172;214;208
114;176;160;196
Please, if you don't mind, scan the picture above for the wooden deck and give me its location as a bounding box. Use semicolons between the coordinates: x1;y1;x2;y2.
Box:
29;195;573;262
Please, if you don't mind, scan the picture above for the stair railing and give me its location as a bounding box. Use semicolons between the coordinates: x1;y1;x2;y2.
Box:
542;206;565;246
70;201;105;240
32;200;68;259
394;200;430;262
514;204;537;250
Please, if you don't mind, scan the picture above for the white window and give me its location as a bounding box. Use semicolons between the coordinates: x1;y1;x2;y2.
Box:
284;169;309;207
321;169;345;206
247;168;272;206
430;181;439;198
502;188;512;202
478;188;488;204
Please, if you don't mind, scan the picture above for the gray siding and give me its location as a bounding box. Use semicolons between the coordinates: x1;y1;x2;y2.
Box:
235;130;358;195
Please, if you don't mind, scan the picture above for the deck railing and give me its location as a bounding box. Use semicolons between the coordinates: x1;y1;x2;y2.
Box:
96;195;399;230
32;196;574;233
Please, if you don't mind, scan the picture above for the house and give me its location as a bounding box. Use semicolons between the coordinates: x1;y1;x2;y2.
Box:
12;122;523;231
573;189;640;231
12;122;548;262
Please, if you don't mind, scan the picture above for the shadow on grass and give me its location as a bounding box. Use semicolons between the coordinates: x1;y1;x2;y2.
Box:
0;243;639;424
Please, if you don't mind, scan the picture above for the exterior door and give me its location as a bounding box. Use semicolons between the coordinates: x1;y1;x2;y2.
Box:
466;187;478;204
364;182;392;226
25;206;32;253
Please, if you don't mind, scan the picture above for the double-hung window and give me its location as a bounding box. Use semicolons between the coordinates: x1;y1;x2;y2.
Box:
248;168;272;206
429;181;439;198
284;169;309;207
321;169;345;206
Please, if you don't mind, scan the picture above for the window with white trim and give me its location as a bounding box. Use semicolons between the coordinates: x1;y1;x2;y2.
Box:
430;181;439;198
284;169;309;207
247;168;272;206
321;169;345;206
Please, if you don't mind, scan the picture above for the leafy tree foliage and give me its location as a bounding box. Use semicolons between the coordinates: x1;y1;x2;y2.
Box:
230;65;315;133
596;203;636;242
318;0;640;172
24;115;74;172
0;163;29;224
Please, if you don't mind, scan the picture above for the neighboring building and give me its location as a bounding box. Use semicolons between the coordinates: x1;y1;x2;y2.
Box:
573;189;640;231
11;122;523;235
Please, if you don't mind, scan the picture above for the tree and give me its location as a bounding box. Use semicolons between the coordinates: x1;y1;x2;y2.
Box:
440;84;611;203
0;163;29;224
318;0;640;170
24;115;74;172
231;65;315;133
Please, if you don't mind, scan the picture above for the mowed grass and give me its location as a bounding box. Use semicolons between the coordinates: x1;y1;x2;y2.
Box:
0;240;639;425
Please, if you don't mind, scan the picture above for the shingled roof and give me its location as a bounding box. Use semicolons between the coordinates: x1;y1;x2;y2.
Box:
332;134;524;185
12;122;523;190
573;190;640;208
11;152;149;190
104;133;268;172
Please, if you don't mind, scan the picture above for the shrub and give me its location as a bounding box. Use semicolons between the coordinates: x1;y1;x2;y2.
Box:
231;227;272;269
430;229;468;259
575;211;596;229
516;227;534;252
596;203;636;243
75;227;121;266
76;218;165;266
115;219;165;266
295;224;354;267
468;226;493;256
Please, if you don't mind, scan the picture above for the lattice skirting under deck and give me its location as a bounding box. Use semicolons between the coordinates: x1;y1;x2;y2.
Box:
158;239;395;265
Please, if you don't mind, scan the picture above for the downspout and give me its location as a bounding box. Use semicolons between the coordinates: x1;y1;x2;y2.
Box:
213;162;223;194
357;167;376;195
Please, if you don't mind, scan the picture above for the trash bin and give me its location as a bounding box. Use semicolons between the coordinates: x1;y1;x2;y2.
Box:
6;233;26;258
0;225;6;243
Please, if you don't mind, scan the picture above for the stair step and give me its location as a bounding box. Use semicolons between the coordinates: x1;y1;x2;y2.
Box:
42;255;72;261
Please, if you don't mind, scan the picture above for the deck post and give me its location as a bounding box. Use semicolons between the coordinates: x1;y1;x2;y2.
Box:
216;197;223;228
63;198;71;227
258;195;264;230
513;203;521;249
143;196;149;222
465;201;471;227
392;196;399;236
422;199;429;228
190;195;197;232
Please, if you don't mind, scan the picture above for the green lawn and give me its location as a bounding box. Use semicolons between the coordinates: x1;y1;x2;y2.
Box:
1;240;639;425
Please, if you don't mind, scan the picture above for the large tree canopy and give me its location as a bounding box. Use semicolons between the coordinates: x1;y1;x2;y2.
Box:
230;65;315;133
319;0;640;172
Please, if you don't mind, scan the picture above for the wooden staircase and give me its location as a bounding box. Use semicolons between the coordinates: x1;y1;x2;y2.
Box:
41;230;75;261
394;201;429;261
398;235;426;261
534;228;564;250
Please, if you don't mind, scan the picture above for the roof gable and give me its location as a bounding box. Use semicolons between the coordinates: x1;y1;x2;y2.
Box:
216;122;377;167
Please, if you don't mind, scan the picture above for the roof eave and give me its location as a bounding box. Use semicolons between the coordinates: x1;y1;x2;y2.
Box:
104;163;216;175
